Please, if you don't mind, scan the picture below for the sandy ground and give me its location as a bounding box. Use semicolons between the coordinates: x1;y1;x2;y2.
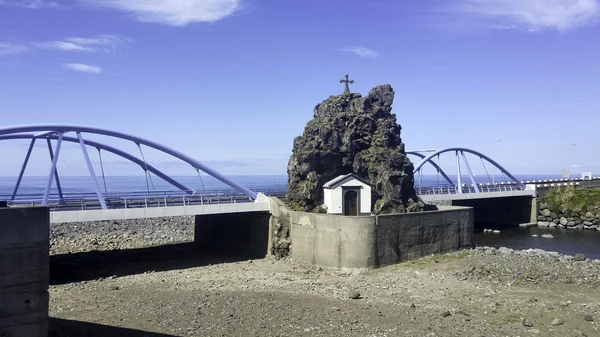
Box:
48;219;600;337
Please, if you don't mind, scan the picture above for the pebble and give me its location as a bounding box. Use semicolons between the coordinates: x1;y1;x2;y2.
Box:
440;310;451;317
550;318;563;326
348;291;361;300
584;314;594;322
522;318;533;327
574;254;587;262
541;234;554;239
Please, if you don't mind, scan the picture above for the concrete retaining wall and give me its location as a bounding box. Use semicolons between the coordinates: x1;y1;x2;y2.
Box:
269;198;474;269
0;207;50;337
374;207;472;266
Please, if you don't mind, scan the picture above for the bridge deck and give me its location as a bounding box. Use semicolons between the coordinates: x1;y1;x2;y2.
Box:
50;200;271;224
419;189;535;203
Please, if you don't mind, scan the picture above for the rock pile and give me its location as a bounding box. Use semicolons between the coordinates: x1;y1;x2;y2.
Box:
537;203;600;230
460;246;600;287
286;84;424;214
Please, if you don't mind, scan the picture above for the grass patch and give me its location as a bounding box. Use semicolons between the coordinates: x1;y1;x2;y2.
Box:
404;250;476;266
542;186;600;211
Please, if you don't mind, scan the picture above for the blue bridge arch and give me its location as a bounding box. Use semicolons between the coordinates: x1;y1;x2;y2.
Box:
407;148;525;194
0;124;259;209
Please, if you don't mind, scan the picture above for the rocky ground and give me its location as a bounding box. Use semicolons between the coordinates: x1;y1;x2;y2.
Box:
49;218;600;337
50;216;195;255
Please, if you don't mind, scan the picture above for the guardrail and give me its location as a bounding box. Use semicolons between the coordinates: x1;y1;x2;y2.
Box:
416;184;525;195
1;189;287;211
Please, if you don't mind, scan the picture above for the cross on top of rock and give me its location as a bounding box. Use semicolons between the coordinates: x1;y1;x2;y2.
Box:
340;74;354;95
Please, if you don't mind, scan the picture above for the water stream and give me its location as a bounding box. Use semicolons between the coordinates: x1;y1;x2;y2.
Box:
474;226;600;259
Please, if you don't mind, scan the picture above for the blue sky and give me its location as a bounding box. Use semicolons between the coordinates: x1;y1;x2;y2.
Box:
0;0;599;179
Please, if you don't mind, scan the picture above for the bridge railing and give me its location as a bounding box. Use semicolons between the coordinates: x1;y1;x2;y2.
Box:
416;183;525;195
0;188;287;211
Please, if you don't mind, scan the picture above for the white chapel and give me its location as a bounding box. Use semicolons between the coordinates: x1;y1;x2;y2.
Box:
323;173;372;216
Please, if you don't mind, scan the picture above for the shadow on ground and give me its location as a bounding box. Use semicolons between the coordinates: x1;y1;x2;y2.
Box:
49;318;176;337
50;242;263;285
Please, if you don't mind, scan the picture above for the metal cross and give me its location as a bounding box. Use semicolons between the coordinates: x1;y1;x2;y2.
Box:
340;74;354;94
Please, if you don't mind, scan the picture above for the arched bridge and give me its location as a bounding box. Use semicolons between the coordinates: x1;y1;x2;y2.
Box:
0;124;279;221
407;148;535;203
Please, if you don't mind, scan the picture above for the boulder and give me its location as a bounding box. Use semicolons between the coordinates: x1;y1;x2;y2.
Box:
560;217;568;226
541;209;552;217
537;222;550;227
586;212;595;219
286;85;422;214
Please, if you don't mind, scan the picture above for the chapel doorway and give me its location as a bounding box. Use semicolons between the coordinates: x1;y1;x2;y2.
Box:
344;190;358;216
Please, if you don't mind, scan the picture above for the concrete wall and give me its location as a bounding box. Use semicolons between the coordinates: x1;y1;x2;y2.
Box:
194;212;271;258
0;207;49;337
269;198;473;269
374;207;473;266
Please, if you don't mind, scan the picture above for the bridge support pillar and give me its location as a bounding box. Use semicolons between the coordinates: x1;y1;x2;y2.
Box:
193;212;271;258
529;197;538;224
0;206;49;337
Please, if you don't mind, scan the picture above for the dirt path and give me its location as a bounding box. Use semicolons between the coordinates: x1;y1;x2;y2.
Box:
49;245;600;337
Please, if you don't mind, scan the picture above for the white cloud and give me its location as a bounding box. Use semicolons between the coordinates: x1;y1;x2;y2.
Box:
35;35;131;53
36;41;95;52
63;63;102;73
0;0;62;9
64;35;132;47
453;0;600;31
342;46;379;58
83;0;243;26
0;42;28;55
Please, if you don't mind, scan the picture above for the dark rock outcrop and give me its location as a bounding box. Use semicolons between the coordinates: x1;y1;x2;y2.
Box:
286;85;423;214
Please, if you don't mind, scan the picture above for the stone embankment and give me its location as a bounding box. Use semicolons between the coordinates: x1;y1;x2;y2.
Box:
537;203;600;231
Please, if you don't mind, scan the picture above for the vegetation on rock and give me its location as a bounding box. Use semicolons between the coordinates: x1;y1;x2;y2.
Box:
542;186;600;212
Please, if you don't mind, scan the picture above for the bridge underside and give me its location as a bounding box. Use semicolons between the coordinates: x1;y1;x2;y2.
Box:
428;195;536;227
194;212;271;258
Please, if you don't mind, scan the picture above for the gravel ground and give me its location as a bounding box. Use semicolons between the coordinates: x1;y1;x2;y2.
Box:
50;216;195;255
49;218;600;337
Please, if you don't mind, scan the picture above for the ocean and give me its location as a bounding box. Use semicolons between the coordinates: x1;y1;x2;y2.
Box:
0;173;571;199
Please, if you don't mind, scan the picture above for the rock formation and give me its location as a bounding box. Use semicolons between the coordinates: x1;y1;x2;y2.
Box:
286;84;424;214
